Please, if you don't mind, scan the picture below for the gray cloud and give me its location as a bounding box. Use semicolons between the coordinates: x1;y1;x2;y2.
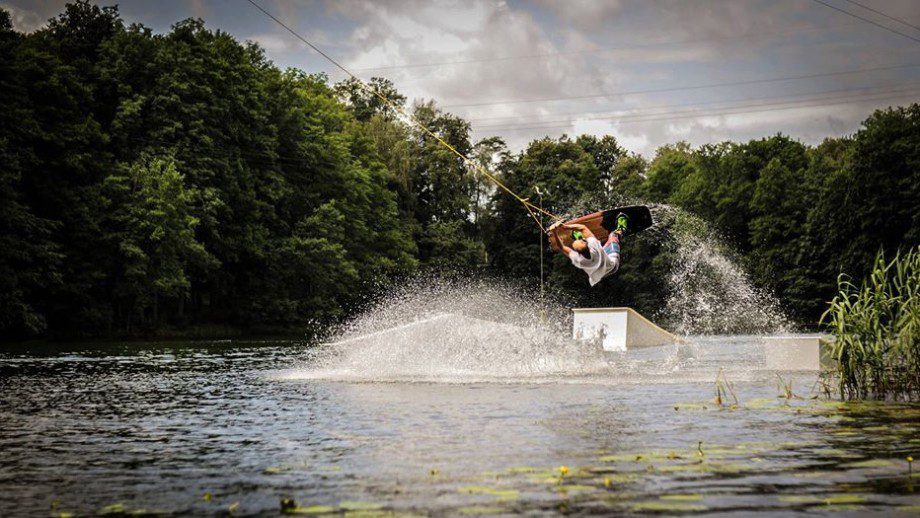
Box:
532;0;625;34
2;1;67;32
4;0;918;158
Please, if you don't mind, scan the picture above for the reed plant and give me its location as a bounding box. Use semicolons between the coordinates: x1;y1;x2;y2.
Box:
822;248;920;400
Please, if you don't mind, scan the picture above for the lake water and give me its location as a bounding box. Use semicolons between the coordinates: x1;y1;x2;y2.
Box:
1;336;919;516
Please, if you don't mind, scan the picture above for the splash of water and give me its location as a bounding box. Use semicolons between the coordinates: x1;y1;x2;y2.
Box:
287;203;791;383
547;197;791;334
651;204;792;335
302;278;609;382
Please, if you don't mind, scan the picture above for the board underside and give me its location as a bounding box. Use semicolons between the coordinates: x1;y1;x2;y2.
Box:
549;205;653;252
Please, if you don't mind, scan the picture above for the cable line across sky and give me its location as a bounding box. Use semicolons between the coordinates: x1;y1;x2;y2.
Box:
244;0;560;230
440;63;920;110
476;88;920;132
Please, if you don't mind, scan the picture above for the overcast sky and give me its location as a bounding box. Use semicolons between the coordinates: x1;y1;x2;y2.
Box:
5;0;920;156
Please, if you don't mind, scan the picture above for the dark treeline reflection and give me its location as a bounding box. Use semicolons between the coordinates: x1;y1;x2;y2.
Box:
2;2;918;339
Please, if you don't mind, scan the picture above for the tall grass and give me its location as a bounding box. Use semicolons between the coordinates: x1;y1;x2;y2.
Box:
822;248;920;400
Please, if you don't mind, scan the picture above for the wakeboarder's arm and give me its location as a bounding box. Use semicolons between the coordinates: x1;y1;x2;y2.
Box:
563;223;595;240
552;229;574;256
547;222;573;256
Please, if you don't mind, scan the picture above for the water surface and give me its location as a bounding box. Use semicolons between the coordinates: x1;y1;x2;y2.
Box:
1;337;918;515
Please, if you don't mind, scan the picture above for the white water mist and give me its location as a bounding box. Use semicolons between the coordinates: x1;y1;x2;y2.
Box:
652;204;791;335
306;278;608;382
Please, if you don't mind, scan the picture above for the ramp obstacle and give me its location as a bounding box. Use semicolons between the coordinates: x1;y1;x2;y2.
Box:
572;307;682;352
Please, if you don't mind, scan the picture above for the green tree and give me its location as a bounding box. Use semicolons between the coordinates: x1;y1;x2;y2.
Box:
0;10;61;337
788;137;854;320
408;101;484;268
747;157;810;307
642;142;695;202
104;155;212;330
335;76;406;122
575;134;626;194
14;2;117;333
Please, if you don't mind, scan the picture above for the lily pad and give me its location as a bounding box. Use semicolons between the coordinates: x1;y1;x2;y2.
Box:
339;502;384;511
660;494;703;501
457;506;506;515
100;504;127;515
263;466;292;474
824;494;866;505
283;505;337;514
632;501;707;512
457;486;519;501
556;484;596;493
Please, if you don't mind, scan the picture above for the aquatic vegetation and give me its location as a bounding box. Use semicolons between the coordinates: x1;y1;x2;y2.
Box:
456;506;506;515
285;505;335;514
284;504;336;514
713;368;739;408
823;248;920;400
555;484;596;493
279;500;394;517
97;502;169;516
557;465;569;484
99;503;128;515
457;486;520;501
777;494;866;505
631;501;707;512
660;494;703;501
775;374;802;400
339;502;385;511
263;466;292;474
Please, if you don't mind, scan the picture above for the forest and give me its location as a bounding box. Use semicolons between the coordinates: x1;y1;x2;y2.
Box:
1;2;918;339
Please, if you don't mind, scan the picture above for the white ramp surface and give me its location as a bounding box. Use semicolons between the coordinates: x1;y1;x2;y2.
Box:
762;335;833;371
573;307;682;352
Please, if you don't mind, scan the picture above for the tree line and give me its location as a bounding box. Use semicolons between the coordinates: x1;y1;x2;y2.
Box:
1;2;918;339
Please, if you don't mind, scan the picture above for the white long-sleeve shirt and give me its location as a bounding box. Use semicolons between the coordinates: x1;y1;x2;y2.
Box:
567;236;620;286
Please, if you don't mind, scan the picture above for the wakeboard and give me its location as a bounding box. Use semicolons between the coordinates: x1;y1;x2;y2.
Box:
548;205;653;252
